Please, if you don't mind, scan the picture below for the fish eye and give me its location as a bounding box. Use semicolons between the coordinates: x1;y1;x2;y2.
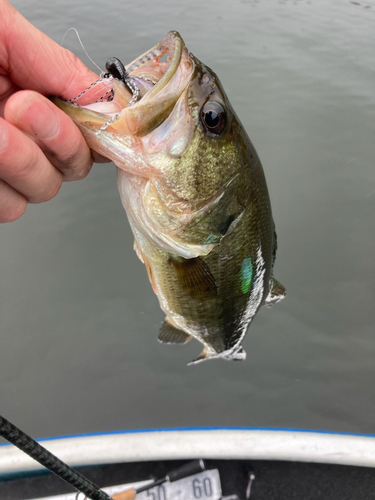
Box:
201;101;226;134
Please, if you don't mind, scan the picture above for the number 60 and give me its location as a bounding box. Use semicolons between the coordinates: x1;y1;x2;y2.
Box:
192;478;212;498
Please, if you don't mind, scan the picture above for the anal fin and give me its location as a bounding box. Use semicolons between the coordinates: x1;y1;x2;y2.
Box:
189;346;213;365
158;319;192;344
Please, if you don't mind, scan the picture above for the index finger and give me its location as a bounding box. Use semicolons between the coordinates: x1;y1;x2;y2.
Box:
1;0;98;100
4;90;94;181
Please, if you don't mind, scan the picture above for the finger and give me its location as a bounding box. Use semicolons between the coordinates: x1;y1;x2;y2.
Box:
0;117;62;203
4;90;93;181
0;179;27;223
2;1;99;99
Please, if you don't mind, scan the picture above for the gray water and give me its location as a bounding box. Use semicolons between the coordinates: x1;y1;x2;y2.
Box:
1;0;375;441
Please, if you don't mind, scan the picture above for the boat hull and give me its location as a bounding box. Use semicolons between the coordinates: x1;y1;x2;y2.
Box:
1;429;375;500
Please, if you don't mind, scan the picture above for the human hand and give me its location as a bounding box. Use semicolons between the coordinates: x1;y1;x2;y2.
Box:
0;0;109;222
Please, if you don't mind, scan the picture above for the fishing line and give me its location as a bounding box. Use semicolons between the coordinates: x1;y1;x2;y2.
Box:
63;80;114;104
96;113;120;135
59;30;140;134
61;27;104;74
59;28;114;105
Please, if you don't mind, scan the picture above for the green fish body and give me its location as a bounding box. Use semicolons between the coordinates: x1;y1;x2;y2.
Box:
52;32;285;363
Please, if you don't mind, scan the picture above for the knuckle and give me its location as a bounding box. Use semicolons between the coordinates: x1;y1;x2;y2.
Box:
36;176;62;203
13;154;39;179
0;200;27;223
47;177;63;200
76;162;92;180
60;148;82;169
43;124;92;179
59;148;92;180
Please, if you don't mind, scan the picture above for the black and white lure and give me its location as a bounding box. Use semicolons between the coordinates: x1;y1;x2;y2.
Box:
103;57;140;106
92;56;142;134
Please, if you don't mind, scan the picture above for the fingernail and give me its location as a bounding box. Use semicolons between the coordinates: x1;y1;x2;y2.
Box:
20;96;60;140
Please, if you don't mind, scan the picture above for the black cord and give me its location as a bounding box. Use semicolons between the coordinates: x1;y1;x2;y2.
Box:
0;415;112;500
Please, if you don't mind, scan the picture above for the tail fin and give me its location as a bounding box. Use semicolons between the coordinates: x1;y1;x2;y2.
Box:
265;277;286;307
188;345;246;365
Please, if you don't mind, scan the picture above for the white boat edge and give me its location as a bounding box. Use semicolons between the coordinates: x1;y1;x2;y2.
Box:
1;428;375;474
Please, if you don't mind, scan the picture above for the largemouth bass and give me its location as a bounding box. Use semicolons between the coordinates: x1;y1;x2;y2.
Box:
52;31;285;363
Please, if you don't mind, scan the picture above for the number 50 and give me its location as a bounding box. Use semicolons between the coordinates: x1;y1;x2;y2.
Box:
147;486;166;500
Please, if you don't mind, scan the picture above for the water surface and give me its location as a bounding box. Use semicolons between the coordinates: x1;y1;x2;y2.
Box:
1;0;375;439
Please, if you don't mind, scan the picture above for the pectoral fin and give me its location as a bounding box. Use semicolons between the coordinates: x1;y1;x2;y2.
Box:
134;240;158;295
168;256;218;299
133;240;144;263
158;319;192;344
265;277;286;307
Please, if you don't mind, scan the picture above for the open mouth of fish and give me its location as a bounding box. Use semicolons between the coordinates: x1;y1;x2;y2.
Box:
53;31;194;138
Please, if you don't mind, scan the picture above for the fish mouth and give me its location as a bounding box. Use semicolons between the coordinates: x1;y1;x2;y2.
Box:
52;31;194;137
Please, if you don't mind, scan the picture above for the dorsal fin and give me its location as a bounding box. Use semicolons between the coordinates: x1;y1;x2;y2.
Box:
265;277;286;307
168;256;218;299
158;319;192;344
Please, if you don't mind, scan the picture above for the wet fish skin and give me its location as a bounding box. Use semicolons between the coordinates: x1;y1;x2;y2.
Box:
52;32;285;363
134;62;275;360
